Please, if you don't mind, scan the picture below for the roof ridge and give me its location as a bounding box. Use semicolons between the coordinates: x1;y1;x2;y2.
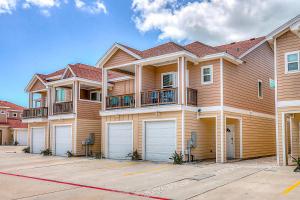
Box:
215;36;266;47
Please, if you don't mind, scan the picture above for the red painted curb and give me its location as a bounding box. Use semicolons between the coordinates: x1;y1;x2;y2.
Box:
0;171;170;200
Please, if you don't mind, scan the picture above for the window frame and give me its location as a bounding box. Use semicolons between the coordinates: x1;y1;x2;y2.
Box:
258;80;263;99
161;72;177;89
201;65;213;85
90;91;102;102
13;113;18;118
55;87;67;103
285;51;300;74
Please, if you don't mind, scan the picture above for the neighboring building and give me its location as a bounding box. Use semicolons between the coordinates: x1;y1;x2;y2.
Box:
267;14;300;166
22;63;129;156
98;37;276;163
0;101;28;145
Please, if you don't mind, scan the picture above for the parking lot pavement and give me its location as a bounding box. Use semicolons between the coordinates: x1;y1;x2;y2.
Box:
0;146;299;200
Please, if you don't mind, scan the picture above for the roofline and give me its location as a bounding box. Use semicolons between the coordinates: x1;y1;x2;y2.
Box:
198;52;243;65
266;14;300;40
25;74;47;92
239;39;267;58
61;65;76;79
96;43;142;68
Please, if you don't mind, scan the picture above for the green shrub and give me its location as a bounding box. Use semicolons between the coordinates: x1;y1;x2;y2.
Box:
22;147;30;153
127;150;140;160
66;151;73;157
291;156;300;172
14;141;19;146
169;151;184;165
40;148;52;156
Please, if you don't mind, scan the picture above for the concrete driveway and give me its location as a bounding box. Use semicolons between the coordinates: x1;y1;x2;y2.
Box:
0;146;299;200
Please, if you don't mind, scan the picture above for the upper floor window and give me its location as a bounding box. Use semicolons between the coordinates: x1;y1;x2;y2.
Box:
56;88;66;102
258;80;263;98
285;51;300;73
13;113;17;117
90;91;102;102
201;65;213;85
161;72;177;88
0;110;5;114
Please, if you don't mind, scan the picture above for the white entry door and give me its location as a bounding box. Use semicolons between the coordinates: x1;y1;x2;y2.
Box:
108;122;133;159
145;120;176;162
226;125;235;159
17;130;28;146
54;125;72;156
32;128;45;154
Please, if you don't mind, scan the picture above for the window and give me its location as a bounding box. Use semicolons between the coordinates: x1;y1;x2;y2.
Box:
55;88;66;102
90;91;102;102
161;72;177;88
13;113;17;117
285;51;300;73
0;110;4;114
258;80;263;98
201;65;213;85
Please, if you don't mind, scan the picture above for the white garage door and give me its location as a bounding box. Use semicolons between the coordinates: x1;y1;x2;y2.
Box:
17;130;28;146
145;121;176;162
108;122;132;159
54;125;72;156
32;128;45;154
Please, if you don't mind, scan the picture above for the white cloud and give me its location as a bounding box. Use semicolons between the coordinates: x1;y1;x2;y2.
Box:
0;0;17;14
132;0;300;45
74;0;107;14
23;0;61;8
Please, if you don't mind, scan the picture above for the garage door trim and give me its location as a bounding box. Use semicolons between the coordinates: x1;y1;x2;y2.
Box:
105;120;133;158
31;127;46;154
53;124;73;156
142;118;177;160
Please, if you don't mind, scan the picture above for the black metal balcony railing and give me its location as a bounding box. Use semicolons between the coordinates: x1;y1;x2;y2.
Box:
106;94;135;109
53;101;73;115
187;88;198;106
141;88;177;106
23;107;48;119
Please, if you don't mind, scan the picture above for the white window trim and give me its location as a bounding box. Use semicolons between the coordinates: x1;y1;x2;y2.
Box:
285;51;300;74
90;91;102;102
186;69;189;87
258;80;263;99
161;72;177;89
201;65;213;85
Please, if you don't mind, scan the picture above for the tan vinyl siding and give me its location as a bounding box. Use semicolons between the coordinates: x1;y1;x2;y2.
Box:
101;111;182;158
103;49;137;68
142;66;156;91
223;42;275;115
185;111;217;160
110;79;134;96
30;79;46;92
77;100;101;120
188;60;221;107
277;31;300;101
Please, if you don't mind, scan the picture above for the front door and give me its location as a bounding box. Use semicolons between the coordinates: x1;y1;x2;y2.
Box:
226;125;235;159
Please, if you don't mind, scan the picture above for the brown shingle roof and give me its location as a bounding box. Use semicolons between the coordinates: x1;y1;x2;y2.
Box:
0;101;24;111
214;36;266;57
184;41;220;57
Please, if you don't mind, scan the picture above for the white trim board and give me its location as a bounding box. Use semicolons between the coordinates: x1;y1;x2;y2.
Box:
277;100;300;108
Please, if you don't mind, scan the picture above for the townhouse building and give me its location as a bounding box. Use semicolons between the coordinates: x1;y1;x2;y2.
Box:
0;101;27;145
98;38;275;163
267;14;300;166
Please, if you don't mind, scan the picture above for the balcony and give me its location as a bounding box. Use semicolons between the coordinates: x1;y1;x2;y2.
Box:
141;88;177;106
186;88;198;106
23;107;48;119
53;101;73;115
106;94;135;109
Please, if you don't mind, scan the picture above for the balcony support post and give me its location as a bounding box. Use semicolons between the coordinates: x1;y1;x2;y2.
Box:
102;68;107;110
135;64;141;108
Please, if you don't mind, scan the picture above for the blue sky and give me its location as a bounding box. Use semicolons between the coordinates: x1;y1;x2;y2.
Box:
0;0;299;107
0;1;162;107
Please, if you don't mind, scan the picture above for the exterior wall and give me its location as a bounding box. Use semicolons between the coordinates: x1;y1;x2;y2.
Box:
224;111;276;159
28;122;49;151
76;100;101;156
110;79;135;96
223;42;275;115
30;79;46;92
0;127;13;145
188;59;221;107
0;112;7;123
101;111;183;158
277;31;300;101
142;65;156;91
103;49;137;68
185;111;217;160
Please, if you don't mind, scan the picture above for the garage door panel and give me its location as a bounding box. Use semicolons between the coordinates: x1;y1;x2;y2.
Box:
108;123;132;159
32;128;45;154
145;121;176;162
17;130;28;146
55;126;72;156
